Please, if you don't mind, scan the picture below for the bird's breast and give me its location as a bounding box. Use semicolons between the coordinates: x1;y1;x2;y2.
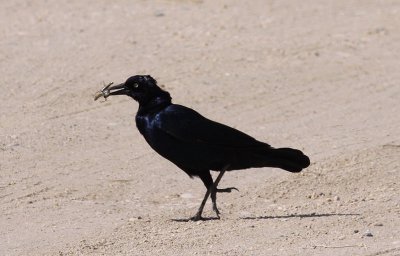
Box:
135;115;153;137
135;114;165;146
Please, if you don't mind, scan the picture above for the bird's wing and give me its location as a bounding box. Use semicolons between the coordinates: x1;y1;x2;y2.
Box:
156;104;270;149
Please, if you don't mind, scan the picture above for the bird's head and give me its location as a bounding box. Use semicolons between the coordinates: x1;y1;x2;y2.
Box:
101;75;171;105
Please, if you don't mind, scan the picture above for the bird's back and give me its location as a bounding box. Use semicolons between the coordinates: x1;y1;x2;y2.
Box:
135;104;275;175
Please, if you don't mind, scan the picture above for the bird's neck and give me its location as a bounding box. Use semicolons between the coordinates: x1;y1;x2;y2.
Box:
138;96;171;115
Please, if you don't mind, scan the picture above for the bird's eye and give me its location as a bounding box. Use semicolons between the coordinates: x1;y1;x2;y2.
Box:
133;83;139;88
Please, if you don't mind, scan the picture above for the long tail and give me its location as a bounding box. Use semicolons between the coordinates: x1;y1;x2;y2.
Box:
263;147;310;173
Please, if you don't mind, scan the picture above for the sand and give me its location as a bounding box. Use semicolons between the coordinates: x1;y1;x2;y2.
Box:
1;0;399;255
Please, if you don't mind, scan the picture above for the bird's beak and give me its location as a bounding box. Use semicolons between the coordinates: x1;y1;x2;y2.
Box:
107;83;129;96
94;82;129;101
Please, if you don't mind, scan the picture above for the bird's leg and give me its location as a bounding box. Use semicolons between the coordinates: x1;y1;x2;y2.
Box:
210;165;236;218
192;167;237;221
191;186;212;221
210;169;226;218
191;172;214;221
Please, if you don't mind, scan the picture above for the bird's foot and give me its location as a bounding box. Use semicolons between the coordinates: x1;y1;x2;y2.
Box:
216;187;239;193
190;213;205;222
209;187;238;219
212;204;221;219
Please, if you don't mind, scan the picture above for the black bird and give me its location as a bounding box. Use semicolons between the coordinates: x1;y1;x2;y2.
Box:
95;75;310;221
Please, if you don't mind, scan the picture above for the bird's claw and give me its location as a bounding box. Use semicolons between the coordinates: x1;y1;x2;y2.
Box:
94;82;113;101
190;214;205;222
216;187;239;193
212;205;221;219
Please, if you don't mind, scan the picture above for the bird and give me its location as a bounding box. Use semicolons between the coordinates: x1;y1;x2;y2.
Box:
94;75;310;221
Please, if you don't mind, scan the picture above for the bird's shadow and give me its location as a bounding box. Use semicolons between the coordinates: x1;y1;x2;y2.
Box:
170;212;359;222
240;212;359;220
171;216;220;222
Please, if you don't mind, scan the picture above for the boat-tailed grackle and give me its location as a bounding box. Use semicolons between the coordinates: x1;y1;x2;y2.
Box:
94;75;310;221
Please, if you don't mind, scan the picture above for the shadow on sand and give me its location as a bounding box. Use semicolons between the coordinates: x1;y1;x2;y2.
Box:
240;212;359;220
170;212;359;222
171;216;220;222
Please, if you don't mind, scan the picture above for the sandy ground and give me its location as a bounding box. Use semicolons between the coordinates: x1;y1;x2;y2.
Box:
1;0;400;255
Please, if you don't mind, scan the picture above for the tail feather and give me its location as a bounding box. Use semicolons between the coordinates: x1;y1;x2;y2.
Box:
264;147;310;173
